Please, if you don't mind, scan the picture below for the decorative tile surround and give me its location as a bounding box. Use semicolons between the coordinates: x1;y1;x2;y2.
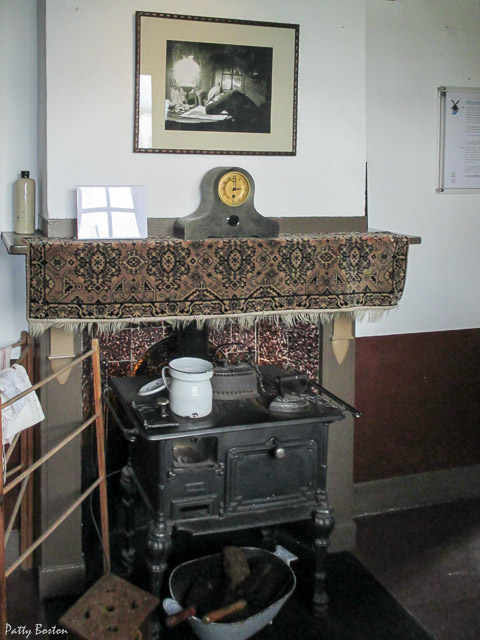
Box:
98;319;320;380
82;319;321;420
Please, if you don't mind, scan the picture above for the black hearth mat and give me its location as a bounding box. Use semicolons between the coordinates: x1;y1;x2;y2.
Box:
162;551;435;640
32;551;435;640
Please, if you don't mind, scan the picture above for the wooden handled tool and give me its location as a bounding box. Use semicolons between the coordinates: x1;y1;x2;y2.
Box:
165;605;196;628
202;599;247;624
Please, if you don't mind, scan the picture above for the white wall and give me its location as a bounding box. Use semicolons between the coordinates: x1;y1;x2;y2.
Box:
0;0;37;345
2;0;479;342
41;0;366;220
358;0;480;336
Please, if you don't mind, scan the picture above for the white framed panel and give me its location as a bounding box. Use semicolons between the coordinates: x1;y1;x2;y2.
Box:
437;86;480;193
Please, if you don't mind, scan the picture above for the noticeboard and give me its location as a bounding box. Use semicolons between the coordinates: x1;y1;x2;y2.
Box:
437;86;480;193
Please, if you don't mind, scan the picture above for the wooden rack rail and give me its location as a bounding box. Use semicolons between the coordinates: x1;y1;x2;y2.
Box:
0;336;109;640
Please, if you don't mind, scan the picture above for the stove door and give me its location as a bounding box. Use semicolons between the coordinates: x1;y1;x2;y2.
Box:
225;436;320;513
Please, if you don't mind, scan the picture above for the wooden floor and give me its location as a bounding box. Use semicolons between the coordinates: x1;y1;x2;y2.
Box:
356;497;480;640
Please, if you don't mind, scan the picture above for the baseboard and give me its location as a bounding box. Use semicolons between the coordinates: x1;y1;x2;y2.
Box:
37;562;85;599
354;464;480;517
5;532;85;597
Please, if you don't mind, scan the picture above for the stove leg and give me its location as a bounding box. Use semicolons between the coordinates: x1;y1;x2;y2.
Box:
147;514;172;597
312;498;335;617
147;514;172;638
119;462;137;578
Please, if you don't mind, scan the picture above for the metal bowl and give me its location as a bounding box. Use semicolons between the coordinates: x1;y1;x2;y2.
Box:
163;546;296;640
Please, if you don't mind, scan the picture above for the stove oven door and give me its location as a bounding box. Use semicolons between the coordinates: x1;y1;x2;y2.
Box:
225;430;325;514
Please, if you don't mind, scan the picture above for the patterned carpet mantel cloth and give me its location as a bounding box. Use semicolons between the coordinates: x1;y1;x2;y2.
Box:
25;232;409;334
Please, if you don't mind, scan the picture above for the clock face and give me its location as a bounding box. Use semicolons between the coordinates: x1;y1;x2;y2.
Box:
217;171;250;207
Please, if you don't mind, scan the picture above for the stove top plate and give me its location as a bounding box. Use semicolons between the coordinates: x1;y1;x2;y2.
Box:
108;372;345;440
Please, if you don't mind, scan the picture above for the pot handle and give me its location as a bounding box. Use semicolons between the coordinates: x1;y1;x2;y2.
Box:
163;597;183;616
274;545;298;567
161;366;171;389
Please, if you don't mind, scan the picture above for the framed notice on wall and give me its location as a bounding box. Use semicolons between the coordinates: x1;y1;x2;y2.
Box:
437;86;480;193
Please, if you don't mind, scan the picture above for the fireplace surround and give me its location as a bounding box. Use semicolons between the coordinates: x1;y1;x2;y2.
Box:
1;216;419;598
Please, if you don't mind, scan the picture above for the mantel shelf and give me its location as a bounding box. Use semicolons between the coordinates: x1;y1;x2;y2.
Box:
2;227;421;257
2;231;45;255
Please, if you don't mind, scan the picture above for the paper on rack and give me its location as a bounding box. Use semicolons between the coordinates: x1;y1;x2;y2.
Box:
0;364;45;444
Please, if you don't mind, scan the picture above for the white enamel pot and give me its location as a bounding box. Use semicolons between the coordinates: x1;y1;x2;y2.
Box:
162;357;213;418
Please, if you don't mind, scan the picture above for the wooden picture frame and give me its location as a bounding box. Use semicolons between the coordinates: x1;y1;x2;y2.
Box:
134;12;299;155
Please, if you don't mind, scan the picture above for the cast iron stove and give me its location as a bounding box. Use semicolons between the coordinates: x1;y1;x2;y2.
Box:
106;364;352;627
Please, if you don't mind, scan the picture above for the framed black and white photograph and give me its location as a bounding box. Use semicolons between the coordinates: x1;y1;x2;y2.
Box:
134;12;299;155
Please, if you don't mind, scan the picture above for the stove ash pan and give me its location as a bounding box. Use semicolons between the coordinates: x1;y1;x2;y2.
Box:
163;546;296;640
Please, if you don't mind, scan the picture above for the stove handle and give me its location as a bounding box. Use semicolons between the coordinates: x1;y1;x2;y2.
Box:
273;445;286;459
103;387;138;441
308;379;362;419
268;437;286;459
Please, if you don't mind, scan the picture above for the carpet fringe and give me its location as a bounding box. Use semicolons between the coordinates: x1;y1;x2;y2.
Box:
28;306;396;336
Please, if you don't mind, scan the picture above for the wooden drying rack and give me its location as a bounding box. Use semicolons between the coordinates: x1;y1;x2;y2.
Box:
0;334;109;639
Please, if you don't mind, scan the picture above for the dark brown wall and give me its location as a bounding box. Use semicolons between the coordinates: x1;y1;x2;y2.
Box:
354;329;480;483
